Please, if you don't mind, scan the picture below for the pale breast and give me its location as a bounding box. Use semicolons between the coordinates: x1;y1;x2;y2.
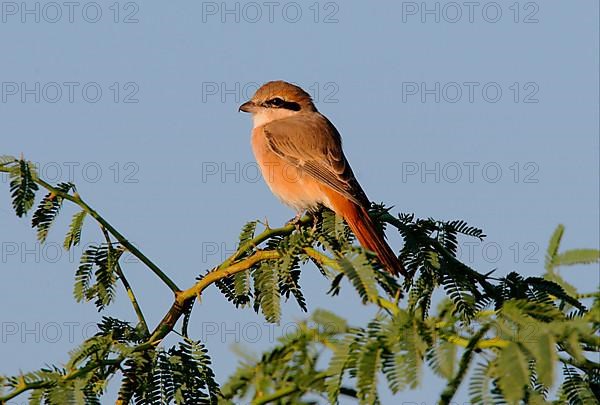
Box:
251;126;329;212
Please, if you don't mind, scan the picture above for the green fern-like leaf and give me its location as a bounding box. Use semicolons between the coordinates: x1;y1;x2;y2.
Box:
238;220;257;246
169;338;220;404
0;155;17;166
356;338;381;404
186;338;220;403
447;219;486;239
9;159;39;217
501;298;564;326
408;273;435;317
553;249;600;267
214;273;237;304
312;309;348;334
233;270;251;307
118;353;153;403
317;209;353;252
93;244;122;310
442;274;476;320
496;342;530;404
544;271;578;299
381;314;426;393
28;387;45;405
253;261;281;324
66;335;112;370
427;340;457;380
31;182;74;243
337;250;379;304
235;220;258;263
469;361;495;405
326;333;357;403
277;233;308;311
148;350;175;404
382;349;408;393
545;224;564;272
525;277;585;312
74;245;97;302
73;244;122;310
96;316;142;343
527;332;556;389
560;365;597;405
64;210;87;250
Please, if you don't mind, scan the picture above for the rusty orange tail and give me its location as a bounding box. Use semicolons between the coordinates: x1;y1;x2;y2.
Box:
328;195;406;277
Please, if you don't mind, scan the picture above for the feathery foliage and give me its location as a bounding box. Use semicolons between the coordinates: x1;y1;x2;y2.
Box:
31;182;74;243
64;209;87;249
8;158;39;217
0;156;598;405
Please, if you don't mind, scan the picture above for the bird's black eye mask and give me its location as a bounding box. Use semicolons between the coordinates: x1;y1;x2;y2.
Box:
264;97;301;111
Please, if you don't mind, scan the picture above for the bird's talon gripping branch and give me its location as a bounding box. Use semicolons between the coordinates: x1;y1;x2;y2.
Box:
286;212;303;228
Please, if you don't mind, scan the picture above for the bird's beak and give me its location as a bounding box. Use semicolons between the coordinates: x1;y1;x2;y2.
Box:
238;101;256;113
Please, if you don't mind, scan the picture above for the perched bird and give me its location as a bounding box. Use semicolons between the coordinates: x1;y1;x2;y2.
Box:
239;80;405;277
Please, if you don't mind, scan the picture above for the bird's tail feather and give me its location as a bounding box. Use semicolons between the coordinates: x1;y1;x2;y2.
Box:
329;196;406;277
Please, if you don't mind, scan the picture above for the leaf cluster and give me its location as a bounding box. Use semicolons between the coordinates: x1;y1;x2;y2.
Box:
1;156;598;405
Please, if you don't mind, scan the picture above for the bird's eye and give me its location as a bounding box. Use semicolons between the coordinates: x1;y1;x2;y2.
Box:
269;97;284;107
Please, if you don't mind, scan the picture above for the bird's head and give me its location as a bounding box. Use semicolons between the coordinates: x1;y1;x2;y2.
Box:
239;80;317;127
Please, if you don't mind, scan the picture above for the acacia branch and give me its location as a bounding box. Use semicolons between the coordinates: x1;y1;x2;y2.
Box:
439;325;491;404
149;250;282;342
149;216;317;342
0;185;315;402
2;159;594;404
225;215;313;266
2;164;181;293
100;226;149;337
115;262;149;336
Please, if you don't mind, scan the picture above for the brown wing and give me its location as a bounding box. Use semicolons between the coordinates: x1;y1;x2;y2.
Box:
263;113;370;207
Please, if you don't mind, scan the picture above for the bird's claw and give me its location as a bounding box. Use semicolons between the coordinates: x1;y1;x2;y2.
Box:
310;211;321;233
286;212;303;231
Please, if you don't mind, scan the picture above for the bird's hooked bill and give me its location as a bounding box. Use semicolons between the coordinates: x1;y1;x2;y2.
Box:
238;101;256;113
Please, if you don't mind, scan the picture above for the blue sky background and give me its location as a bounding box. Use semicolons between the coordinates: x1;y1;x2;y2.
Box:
1;1;598;403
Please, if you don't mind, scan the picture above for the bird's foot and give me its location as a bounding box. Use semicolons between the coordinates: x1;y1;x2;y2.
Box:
286;212;304;231
310;210;322;233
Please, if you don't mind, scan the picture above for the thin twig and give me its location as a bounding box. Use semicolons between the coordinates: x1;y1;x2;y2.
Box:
99;226;150;337
115;262;150;337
